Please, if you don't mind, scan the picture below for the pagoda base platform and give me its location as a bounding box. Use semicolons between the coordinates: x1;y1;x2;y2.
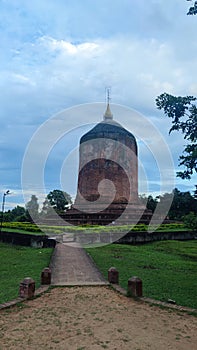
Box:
60;202;153;226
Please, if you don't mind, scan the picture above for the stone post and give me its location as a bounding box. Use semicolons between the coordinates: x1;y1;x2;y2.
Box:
19;277;35;299
41;267;51;285
128;276;142;297
108;267;119;284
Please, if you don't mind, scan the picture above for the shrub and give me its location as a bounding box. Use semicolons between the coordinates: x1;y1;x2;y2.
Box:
183;212;197;231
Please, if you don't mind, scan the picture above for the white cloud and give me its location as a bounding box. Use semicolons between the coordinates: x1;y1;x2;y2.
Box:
0;0;196;210
41;36;100;56
11;73;35;86
3;34;195;114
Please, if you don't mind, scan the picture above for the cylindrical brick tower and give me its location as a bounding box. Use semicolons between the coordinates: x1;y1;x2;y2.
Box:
63;103;152;225
75;104;138;207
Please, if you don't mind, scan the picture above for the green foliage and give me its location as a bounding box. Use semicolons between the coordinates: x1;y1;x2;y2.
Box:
86;240;197;308
11;205;26;218
156;93;197;179
187;0;197;15
183;212;197;231
0;243;53;303
3;188;196;225
2;206;27;222
1;222;188;236
140;188;197;219
1;189;73;223
159;188;197;220
149;223;186;231
139;194;158;212
46;189;72;212
2;222;42;234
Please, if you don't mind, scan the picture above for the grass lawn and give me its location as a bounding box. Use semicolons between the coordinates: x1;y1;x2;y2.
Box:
86;240;197;309
1;222;190;236
0;242;53;304
1;228;44;235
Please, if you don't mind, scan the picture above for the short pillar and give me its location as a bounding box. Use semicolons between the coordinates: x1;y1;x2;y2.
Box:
19;277;35;299
41;267;51;285
128;276;142;297
108;267;119;284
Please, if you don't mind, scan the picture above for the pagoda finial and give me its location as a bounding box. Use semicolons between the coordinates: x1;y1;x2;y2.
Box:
104;87;113;120
107;86;111;104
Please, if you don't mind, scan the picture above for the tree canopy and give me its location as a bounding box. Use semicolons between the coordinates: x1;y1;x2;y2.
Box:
187;0;197;15
46;189;72;212
140;188;197;220
139;195;158;213
159;188;197;220
156;93;197;179
1;189;73;222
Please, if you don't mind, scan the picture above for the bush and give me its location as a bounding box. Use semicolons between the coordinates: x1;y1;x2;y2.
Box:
183;212;197;231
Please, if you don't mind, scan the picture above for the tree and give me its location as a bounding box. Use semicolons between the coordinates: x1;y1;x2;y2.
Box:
46;190;72;212
156;93;197;179
2;210;13;222
2;206;27;222
159;188;197;220
187;0;197;15
10;205;27;222
26;195;39;221
139;194;158;213
194;185;197;199
183;212;197;230
11;205;26;219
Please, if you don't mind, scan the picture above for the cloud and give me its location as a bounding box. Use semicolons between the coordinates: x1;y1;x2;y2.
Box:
0;0;196;209
3;34;196;114
1;34;196;189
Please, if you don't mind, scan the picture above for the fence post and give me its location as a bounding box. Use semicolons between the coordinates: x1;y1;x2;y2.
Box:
19;277;35;299
128;276;142;297
108;267;119;284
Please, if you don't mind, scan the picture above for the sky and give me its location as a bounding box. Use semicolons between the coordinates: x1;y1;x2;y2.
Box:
0;0;197;211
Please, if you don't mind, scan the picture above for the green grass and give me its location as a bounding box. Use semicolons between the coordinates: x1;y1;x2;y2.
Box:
0;242;53;304
1;228;44;235
86;240;197;309
1;222;190;236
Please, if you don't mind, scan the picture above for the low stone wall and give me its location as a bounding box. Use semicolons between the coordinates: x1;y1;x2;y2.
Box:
116;230;197;244
0;231;56;248
74;230;197;245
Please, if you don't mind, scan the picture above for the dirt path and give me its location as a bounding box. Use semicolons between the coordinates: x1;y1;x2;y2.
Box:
0;286;196;350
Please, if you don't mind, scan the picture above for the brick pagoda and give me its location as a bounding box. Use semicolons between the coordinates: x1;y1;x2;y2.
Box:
63;103;152;225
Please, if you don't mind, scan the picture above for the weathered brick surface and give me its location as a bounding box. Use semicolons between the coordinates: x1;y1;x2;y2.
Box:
19;278;35;299
77;133;138;205
41;267;51;285
108;267;119;284
62;117;153;225
128;276;143;297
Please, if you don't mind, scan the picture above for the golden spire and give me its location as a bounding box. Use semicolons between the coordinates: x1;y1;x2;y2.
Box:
103;87;113;120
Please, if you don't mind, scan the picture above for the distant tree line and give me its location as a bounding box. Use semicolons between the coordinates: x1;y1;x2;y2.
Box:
1;188;197;224
140;187;197;221
2;189;72;223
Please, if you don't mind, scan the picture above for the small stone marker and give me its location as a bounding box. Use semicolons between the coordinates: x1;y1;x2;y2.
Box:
19;277;35;299
128;276;142;297
108;267;119;284
41;267;51;285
